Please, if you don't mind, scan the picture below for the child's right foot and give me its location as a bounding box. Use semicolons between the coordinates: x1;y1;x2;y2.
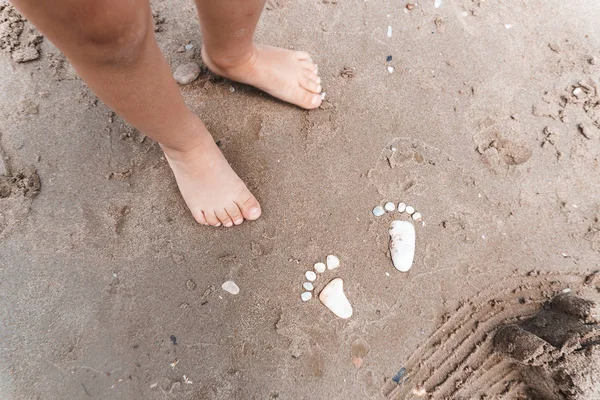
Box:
162;124;261;227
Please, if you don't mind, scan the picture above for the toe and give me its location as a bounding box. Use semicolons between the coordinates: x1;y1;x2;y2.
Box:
300;76;322;94
296;51;313;61
193;211;208;225
205;212;221;227
300;60;318;73
216;209;234;227
236;193;262;221
303;70;321;85
293;89;322;109
225;204;244;225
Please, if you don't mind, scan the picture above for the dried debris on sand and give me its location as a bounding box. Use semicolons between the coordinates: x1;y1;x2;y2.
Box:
494;293;600;400
0;4;43;62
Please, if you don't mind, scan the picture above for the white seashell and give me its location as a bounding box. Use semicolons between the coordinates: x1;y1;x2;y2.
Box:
434;0;442;8
221;280;240;295
397;202;407;213
387;26;392;38
319;278;353;319
412;212;422;221
384;202;396;212
373;205;385;217
303;282;314;291
405;205;415;215
301;291;313;302
305;270;317;282
320;92;326;100
314;262;326;273
326;255;340;270
389;220;416;272
387;66;395;74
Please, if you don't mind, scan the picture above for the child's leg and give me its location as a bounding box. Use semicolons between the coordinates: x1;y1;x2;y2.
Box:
194;0;323;109
11;0;261;227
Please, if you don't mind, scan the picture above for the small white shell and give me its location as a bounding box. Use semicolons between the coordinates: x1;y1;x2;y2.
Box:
320;92;326;100
405;205;415;215
305;270;317;282
221;280;240;295
326;255;340;270
373;206;385;217
397;202;407;213
387;66;395;74
314;262;326;273
301;291;313;302
303;282;314;291
412;212;422;221
384;202;396;212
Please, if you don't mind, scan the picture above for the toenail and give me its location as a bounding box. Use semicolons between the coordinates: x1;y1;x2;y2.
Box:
234;218;244;225
316;77;321;84
224;222;233;227
312;96;320;105
248;208;261;218
316;85;322;93
214;222;221;227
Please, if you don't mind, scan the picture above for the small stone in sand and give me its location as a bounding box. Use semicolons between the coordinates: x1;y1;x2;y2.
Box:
303;282;314;291
386;55;393;62
387;66;395;74
326;255;340;270
221;280;240;295
384;202;396;212
373;206;385;217
305;270;317;282
319;278;353;319
173;62;201;85
314;262;326;273
301;291;312;302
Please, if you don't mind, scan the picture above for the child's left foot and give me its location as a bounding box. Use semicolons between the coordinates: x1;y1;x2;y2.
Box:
202;44;323;109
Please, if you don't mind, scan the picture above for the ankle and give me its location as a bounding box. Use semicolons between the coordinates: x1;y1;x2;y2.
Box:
159;116;214;159
201;45;256;71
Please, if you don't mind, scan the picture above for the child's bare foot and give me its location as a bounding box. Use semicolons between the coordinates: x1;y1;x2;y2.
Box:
202;44;323;109
161;123;261;227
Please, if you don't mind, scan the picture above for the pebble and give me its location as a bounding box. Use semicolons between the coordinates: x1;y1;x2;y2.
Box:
173;62;201;85
389;220;416;272
301;291;313;302
319;278;353;319
573;87;585;98
305;270;317;282
412;212;422;221
326;255;340;270
387;66;395;74
314;262;326;273
221;280;240;295
320;92;326;100
373;205;385;217
184;44;194;51
397;202;407;213
386;55;393;62
384;202;396;212
405;205;415;215
303;282;314;291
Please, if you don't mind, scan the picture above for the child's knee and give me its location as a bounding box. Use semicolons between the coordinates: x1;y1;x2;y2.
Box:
66;4;152;64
